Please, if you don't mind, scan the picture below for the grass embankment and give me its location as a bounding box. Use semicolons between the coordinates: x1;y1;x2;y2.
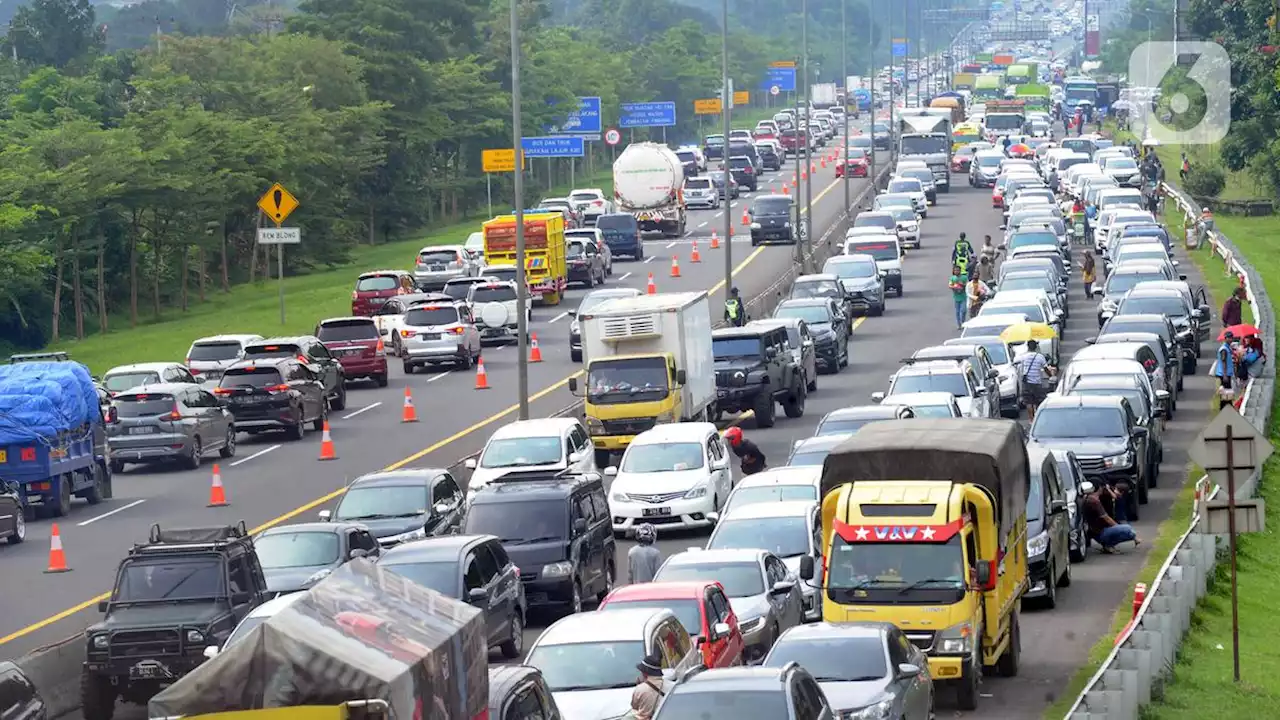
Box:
50;168;611;375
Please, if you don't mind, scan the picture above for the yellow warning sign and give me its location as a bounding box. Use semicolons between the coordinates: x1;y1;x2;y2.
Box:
482;149;521;173
257;183;299;226
733;91;750;106
694;99;722;115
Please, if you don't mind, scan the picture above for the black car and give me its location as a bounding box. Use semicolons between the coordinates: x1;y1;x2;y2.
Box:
728;155;759;192
215;358;327;440
1061;375;1165;496
255;521;380;596
242;336;347;411
711;325;807;428
487;665;564;720
757;143;783;171
0;661;46;720
463;470;615;616
1025;446;1073;608
728;140;761;170
1051;449;1092;562
703;134;725;161
320;468;465;547
1099;313;1191;376
773;298;850;374
748;195;796;246
0;481;24;545
82;523;268;720
788;273;857;319
378;534;527;658
675;149;700;178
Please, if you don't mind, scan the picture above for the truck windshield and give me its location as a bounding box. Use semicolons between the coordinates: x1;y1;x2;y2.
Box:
900;136;948;154
114;558;226;602
586;357;669;403
826;534;965;600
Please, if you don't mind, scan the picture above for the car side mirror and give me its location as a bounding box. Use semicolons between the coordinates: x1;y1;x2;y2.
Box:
999;224;1006;230
464;458;478;470
604;466;618;477
705;511;719;523
98;600;108;613
987;368;999;379
1178;274;1187;281
799;555;815;580
975;560;995;589
318;510;332;522
1131;426;1149;437
569;451;584;464
870;391;885;403
676;369;687;385
1196;305;1210;319
568;377;579;393
573;518;588;535
1084;336;1096;345
467;587;488;604
1155;389;1171;403
349;548;369;560
231;592;252;605
433;501;452;515
770;580;795;595
1050;499;1068;515
203;645;220;660
711;621;731;640
897;663;922;679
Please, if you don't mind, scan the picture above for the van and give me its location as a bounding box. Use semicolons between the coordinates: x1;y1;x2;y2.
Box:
839;237;903;296
595;213;644;260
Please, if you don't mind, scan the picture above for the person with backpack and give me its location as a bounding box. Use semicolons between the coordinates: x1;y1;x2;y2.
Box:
1015;340;1055;421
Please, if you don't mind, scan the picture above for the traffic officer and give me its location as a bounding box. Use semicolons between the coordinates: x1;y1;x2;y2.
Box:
724;287;747;326
951;233;975;277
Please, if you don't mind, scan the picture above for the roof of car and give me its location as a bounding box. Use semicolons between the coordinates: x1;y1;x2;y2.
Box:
1040;394;1127;411
733;466;823;488
883;391;961;406
632;422;718;445
720;500;816;521
670;665;798;692
248;336;316;347
105;362;186;374
113;382;200;396
1104;313;1170;325
776;298;831;309
897;360;966;375
490;417;579;439
534;607;674;646
260;521;360;537
822;404;907;421
713;326;771;339
793;434;855;453
604;581;717;603
665;548;767;567
359;269;411;278
226;357;294;370
963;313;1030;328
378;534;495;563
913;345;979;361
752;194;791;202
318;316;376;325
777;621;890;643
191;334;264;345
243;591;306;620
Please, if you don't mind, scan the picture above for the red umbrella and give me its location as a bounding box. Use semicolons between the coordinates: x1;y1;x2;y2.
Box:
1008;143;1032;155
1219;324;1261;340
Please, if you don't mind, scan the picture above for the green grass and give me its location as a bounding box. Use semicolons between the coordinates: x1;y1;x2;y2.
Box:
48;167;611;375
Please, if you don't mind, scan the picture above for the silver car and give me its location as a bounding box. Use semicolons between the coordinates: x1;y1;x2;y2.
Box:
185;334;264;384
684;176;721;209
399;301;482;373
101;362;199;397
107;382;236;472
413;245;476;290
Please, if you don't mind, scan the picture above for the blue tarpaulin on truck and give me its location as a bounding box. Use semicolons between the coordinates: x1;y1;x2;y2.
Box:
0;362;99;445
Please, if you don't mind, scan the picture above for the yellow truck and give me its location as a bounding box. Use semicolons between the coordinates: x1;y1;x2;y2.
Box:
482;212;568;305
952;72;976;91
813;419;1028;710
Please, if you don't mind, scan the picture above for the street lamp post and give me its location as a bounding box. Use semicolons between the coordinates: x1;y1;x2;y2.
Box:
722;0;734;295
510;0;530;420
841;0;850;217
868;6;876;183
802;0;812;265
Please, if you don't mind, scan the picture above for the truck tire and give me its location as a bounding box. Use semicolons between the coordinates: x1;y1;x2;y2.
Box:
995;613;1021;677
955;664;980;711
753;393;776;429
80;668;117;720
783;382;806;419
53;475;72;517
84;464;106;505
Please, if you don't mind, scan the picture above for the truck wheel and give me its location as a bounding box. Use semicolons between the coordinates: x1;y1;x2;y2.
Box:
53;475;72;517
955;664;980;711
753;394;776;429
995;613;1021;677
783;383;806;419
84;464;106;505
80;668;117;720
109;459;125;474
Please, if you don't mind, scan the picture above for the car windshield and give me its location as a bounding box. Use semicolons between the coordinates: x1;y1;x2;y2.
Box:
984;303;1046;323
404;307;460;326
853;215;894;230
621;442;705;473
705;135;725;146
566;241;587;258
730;157;752;169
1107;158;1138;170
587;357;669;402
471;285;517;303
985;114;1024;129
976;155;1002;167
527;640;646;692
1069;387;1148;417
356;275;399;292
1104;319;1165;338
220;368;284;388
791;279;843;298
1000;276;1052;294
900;136;948;154
114;559;225;602
115;395;175;417
892;373;969;396
889;180;922;193
765;637;888;681
960;340;1010;364
676;152;696;163
655;691;790;719
335;485;428;520
775;304;831;326
1026;472;1045;522
789;448;834;466
656;561;764;597
464;500;568;542
846;148;866;159
600;599;702;635
317;320;379;342
910;401;958;417
485;267;518;283
596;216;635;232
818;416;882;435
843;242;897;262
904;171;934;186
714;338;763;359
726;485;817;511
188;342;243;362
1120;296;1185;317
379;561;459;597
1106;273;1164;295
256;532;341;569
1032;408;1126;438
104;372;161;393
480;436;564;468
827;535;965;589
888;208;916;223
753;197;791;214
710;517;809;557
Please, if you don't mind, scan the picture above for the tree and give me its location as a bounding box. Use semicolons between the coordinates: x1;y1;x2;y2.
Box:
4;0;104;68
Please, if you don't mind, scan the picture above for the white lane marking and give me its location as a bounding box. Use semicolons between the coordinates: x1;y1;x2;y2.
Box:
644;256;656;264
548;311;569;323
230;443;282;467
714;212;724;218
427;372;451;383
78;499;147;527
666;241;678;248
698;221;708;228
618;272;632;281
342;402;382;420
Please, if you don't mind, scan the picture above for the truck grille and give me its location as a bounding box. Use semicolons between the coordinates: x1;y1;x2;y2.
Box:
601;417;657;435
906;631;936;651
1076;456;1106;473
627;491;687;504
109;629;181;659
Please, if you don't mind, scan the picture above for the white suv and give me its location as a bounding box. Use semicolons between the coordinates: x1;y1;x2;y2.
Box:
185;334;264;383
605;423;732;534
465;418;598;499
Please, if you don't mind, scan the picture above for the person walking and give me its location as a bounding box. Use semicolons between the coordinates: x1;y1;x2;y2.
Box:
1212;331;1237;410
628;524;663;584
1083;482;1141;553
1221;286;1245;328
976;254;996;285
724;427;766;476
1015;339;1054;421
724;287;747;327
980;234;1000;270
949;265;968;328
630;654;666;720
1081;250;1097;299
966;275;991;319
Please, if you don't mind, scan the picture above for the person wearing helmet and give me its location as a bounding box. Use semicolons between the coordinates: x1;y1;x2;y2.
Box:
724;287;747;326
628;523;663;584
723;426;766;476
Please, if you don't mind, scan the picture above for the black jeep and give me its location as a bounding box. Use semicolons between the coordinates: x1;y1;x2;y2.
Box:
80;522;269;720
711;325;806;428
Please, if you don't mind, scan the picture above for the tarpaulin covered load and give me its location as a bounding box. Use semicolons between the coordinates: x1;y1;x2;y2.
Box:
821;418;1029;541
0;362;99;445
149;559;488;720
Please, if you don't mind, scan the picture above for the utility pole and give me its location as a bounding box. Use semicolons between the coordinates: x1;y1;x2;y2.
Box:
802;0;812;268
868;6;876;184
510;0;529;420
793;54;803;269
841;0;850;217
721;0;734;296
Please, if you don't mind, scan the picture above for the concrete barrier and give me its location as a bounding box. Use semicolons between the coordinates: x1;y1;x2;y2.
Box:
18;634;85;718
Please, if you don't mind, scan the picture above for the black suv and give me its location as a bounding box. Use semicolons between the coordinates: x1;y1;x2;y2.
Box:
462;470;615;616
757;143;783;171
215;358;328;440
748;195;797;246
242;336;347;411
712;325;806;428
1025;446;1074;608
728;155;759;192
773;298;850;374
81;523;268;720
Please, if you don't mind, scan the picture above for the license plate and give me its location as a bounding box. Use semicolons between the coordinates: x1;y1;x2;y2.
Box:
415;333;440;341
369;298;385;305
430;265;446;271
128;427;155;435
342;349;363;356
643;507;672;517
130;662;166;679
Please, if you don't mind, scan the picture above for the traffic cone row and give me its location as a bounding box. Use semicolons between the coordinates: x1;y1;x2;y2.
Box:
402;387;418;422
529;333;543;363
208;464;229;507
318;421;337;461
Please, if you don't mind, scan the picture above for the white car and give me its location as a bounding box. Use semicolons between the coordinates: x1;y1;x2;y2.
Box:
720;466;823;514
885;177;928;216
202;592;304;659
568;188;615;223
705;500;824;621
874;360;993;419
466;280;530;346
883;206;921;247
101;362;198;397
185;334;264;384
943;337;1022;417
874;391;962;418
605;422;732;534
465;418;598;499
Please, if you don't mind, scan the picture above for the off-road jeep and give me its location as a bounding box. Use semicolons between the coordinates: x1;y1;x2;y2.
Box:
711;325;806;428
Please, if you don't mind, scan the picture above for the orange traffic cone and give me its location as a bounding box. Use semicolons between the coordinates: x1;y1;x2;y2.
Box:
709;232;720;249
44;523;70;573
207;464;229;507
801;169;808;181
820;157;827;168
782;184;790;195
670;255;682;277
646;273;657;295
401;387;418;423
741;209;750;226
690;241;701;263
529;333;543;363
474;356;491;390
318;421;337;461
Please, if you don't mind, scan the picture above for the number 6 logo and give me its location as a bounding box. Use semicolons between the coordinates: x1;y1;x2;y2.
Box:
1129;41;1231;145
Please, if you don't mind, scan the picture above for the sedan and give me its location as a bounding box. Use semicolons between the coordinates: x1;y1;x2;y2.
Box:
255;522;380;595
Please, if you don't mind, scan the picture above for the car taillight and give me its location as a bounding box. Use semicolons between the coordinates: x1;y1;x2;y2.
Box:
352;291;359;300
107;407;119;424
212;387;231;395
375;339;386;356
161;405;182;421
266;384;290;393
593;200;603;206
449;327;465;335
401;329;415;338
297;354;308;364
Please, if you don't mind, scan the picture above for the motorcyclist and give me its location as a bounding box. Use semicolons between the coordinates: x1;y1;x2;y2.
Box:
724;426;766;475
724;287;747;326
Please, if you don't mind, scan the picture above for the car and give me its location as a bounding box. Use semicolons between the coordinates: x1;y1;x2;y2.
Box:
750;318;818;392
875;360;994;419
467;280;531;346
872;192;919;218
711;325;807;428
835;148;870;177
721;467;822;514
1093;330;1182;399
674;149;699;178
370;292;453;353
536;197;583;228
684;176;721;210
908;344;1001;407
773;298;850;375
748;194;797;246
835;236;903;296
442;275;495;303
106;384;236;472
0;481;24;545
464;417;598;498
816;255;885;317
486;666;565;720
970;151;1004;186
184;335;264;384
568;188;614;224
703;134;726;160
729;155;760;192
254;522;380;596
314;317;389;387
1024;446;1074;608
1099;312;1192;375
1117;286;1210;361
1073;341;1173;415
850;210;898;234
763;623;934;719
897;167;938;203
351;269;415;316
568;287;643;362
201;592;305;659
213;358;327;440
463;230;485;261
0;661;47;720
318;468;464;546
598;581;746;668
877;390;963;418
377;534;526;658
242;336;347;411
885;178;928;215
101;362;198;397
711;172;741;200
942;337;1022;417
413;244;477;290
604;422;733;534
786;433;853;467
706;501;825;621
595;212;644;260
997;269;1068;320
566;234;607;287
397;300;483;372
655;548;808;662
884;206;922;249
655;658;834;719
814;404;914;437
1060;373;1165;494
756;141;784;171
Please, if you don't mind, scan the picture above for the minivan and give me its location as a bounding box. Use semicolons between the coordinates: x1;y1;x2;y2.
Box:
595;213;644;260
838;237;902;296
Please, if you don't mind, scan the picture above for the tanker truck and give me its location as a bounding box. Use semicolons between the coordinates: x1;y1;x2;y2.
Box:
614;142;687;239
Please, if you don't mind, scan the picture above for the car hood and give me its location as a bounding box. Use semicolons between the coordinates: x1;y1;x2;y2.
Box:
714;359;766;374
349;514;427;540
844;277;881;291
92;602;229;632
505;538;571;570
818;681;893;712
616;469;708;494
1033;438;1129;457
263;565;333;593
551;688;634;720
728;593;771;623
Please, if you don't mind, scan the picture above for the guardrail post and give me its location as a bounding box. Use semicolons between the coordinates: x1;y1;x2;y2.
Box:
1129;630;1165;692
1083;687;1124;718
1137;600;1177;669
1116;645;1153;705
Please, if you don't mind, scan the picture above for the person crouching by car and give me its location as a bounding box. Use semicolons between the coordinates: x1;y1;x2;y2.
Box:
1083;482;1141;553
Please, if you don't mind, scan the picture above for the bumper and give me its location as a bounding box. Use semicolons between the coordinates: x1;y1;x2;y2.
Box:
591;434;638;452
84;655;205;681
107;436;193;463
814;343;841;371
480;325;519;344
739;621;771;662
521;574;575;606
752;229;795;243
898;230;920;247
611;495;717;532
716;387;768;414
403;343;469;364
606;241;644;257
847;292;884;313
687;196;719;208
927;655;968;683
229;403;296;431
336;357;387;377
567;266;595;283
882;272;903;290
1026;556;1052;598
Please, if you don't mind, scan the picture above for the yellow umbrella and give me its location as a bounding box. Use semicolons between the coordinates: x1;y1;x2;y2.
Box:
1001;322;1057;343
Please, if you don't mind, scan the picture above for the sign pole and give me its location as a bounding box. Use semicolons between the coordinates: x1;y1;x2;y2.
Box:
277;238;285;325
1226;421;1241;682
486;173;493;218
510;0;529;420
721;0;733;299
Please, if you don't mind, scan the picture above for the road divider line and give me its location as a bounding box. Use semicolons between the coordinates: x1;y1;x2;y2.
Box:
76;499;146;527
618;272;632;281
644;256;655;264
548;311;569;323
229;443;281;467
665;241;677;248
341;402;381;420
427;372;450;383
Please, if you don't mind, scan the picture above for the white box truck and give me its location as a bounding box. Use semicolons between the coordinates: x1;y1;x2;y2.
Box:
569;292;716;464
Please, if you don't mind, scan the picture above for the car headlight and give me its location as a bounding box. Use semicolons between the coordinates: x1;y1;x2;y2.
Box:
1027;530;1049;557
936;621;974;654
612;491;628;503
92;634;109;650
843;698;895;720
586;415;605;433
886;268;901;274
750;222;761;229
739;616;765;633
1101;299;1117;312
305;568;333;586
387;526;427;544
569;319;580;335
783;221;791;228
542;561;573;578
186;630;205;644
1103;451;1133;469
684;483;708;499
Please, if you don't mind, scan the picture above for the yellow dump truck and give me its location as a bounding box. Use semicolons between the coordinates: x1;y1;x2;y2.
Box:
815;419;1028;710
482;212;568;305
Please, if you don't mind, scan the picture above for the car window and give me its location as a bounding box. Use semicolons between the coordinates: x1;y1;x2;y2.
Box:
227;556;250;595
576;495;595;523
765;556;787;584
473;544;501;583
792;675;824;720
590;489;609;519
709;587;732;623
504;682;547;720
432;475;459;505
463;553;484;591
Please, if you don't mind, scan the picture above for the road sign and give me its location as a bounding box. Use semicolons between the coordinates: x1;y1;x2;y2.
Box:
770;85;781;96
892;39;908;57
256;227;301;245
482;148;522;173
694;99;722;115
1189;405;1274;488
604;128;622;146
770;60;796;68
548;96;602;135
257;183;298;226
733;91;749;106
521;136;585;157
765;67;796;92
620;101;677;128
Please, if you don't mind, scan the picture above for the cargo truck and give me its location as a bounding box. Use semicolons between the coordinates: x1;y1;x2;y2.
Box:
816;419;1028;711
973;73;1003;101
984;99;1028;139
928;93;965;124
811;82;839;109
1014;84;1051;113
568;292;716;466
482;212;568;305
1006;63;1036;85
952;72;977;90
898;110;953;191
614;143;687;238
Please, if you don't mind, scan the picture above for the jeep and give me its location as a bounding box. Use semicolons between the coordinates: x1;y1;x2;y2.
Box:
711;325;806;428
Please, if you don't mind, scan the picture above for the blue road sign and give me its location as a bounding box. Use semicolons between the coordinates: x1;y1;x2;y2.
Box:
892;40;908;57
619;102;677;128
548;96;602;135
764;67;796;92
522;136;586;157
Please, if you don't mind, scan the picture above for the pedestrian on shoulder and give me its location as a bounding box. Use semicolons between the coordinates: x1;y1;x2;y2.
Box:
1221;286;1245;328
1083;482;1141;553
1212;332;1237;409
1081;250;1097;299
966;276;990;320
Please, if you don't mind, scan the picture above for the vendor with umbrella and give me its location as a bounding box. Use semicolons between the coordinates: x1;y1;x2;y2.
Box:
1001;321;1061;368
1008;142;1034;159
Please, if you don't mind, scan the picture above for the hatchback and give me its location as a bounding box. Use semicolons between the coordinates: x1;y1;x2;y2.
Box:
107;383;236;472
835;148;869;178
599;581;746;668
398;302;482;372
684;177;720;210
214;358;327;440
314;317;388;387
185;334;264;384
351;269;414;316
729;156;759;192
413;245;476;290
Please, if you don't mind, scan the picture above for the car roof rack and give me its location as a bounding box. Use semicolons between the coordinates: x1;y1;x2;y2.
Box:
9;351;71;363
145;521;249;546
490;468;586;485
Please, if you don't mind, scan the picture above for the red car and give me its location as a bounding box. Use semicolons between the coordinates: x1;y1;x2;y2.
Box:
598;581;745;669
352;269;415;316
779;129;809;155
315;317;389;387
951;149;974;173
835;148;870;178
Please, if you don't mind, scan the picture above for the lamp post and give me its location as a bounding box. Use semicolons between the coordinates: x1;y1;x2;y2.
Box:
841;0;850;216
510;0;530;420
802;0;812;264
722;0;734;295
868;4;876;183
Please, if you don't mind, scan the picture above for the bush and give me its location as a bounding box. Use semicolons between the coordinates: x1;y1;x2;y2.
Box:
1184;164;1227;198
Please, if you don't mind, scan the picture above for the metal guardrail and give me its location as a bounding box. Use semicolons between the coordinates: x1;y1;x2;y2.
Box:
1062;181;1275;719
